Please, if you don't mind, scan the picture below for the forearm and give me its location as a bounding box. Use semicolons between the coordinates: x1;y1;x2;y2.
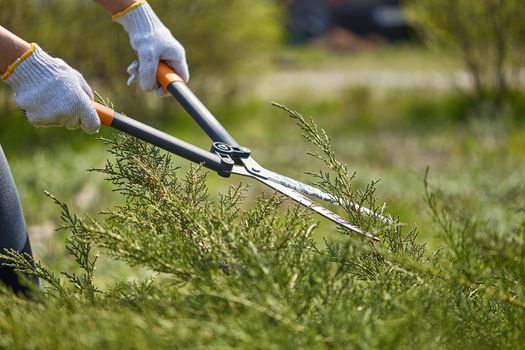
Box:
0;26;30;75
93;0;138;15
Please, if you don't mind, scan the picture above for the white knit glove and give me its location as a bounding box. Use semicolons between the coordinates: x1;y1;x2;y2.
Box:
4;44;100;134
114;1;189;96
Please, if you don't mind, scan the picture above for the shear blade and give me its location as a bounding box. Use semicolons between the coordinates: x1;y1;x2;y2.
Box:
267;171;393;225
232;165;380;242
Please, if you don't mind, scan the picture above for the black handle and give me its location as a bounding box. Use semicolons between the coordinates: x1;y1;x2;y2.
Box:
95;103;233;177
157;62;239;147
166;83;239;147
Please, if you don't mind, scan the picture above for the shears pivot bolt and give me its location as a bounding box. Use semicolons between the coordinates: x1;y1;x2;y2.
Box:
212;142;233;155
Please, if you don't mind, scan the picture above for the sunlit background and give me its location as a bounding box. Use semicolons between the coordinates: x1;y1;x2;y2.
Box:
1;0;524;281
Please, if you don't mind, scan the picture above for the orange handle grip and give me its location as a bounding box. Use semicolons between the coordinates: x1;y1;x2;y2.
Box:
157;61;184;91
94;62;182;127
94;102;115;126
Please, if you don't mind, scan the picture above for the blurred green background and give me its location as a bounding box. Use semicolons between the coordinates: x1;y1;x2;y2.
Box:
1;0;525;282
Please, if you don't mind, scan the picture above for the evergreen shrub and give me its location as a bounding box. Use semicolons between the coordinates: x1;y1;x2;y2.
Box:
0;106;523;349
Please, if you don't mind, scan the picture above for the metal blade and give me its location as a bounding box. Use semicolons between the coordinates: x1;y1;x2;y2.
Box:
232;165;380;242
267;171;393;225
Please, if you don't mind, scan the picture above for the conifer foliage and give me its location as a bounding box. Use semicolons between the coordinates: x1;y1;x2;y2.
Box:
0;107;523;349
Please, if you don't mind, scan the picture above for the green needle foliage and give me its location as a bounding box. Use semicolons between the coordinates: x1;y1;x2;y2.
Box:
0;106;523;349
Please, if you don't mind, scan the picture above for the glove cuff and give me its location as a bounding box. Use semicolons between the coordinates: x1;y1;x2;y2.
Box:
1;43;38;81
6;46;64;91
114;1;165;36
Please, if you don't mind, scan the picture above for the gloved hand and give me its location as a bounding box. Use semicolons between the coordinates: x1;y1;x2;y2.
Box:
3;44;100;134
114;0;189;96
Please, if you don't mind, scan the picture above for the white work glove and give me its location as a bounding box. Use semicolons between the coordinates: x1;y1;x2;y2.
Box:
114;1;189;96
4;44;100;134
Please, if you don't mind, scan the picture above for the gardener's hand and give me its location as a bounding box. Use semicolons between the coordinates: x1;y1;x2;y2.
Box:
3;44;100;134
114;0;189;96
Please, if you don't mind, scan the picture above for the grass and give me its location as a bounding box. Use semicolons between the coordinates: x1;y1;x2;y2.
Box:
275;43;461;72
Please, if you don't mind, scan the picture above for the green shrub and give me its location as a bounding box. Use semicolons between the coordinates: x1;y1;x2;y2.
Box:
0;106;523;348
405;0;525;102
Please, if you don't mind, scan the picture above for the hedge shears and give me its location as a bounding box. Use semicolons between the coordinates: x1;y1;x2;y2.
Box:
93;63;388;242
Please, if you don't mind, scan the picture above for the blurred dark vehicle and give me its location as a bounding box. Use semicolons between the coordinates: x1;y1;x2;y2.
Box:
288;0;411;42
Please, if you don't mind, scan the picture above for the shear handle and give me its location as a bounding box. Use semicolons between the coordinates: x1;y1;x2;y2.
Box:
94;102;233;176
157;62;239;147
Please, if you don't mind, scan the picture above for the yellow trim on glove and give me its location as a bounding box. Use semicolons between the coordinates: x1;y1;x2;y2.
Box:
112;0;147;20
1;43;38;80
